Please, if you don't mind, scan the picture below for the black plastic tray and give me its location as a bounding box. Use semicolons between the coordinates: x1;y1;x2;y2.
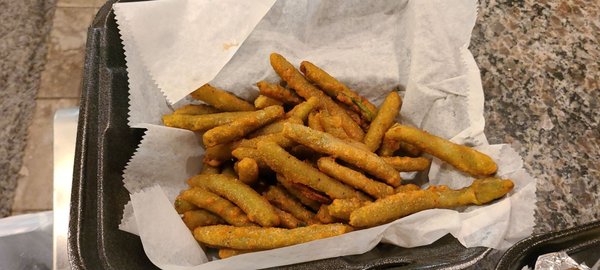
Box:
68;1;492;269
495;220;600;270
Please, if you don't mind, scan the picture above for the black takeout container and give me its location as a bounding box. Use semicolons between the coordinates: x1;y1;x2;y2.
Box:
68;1;494;269
495;220;600;270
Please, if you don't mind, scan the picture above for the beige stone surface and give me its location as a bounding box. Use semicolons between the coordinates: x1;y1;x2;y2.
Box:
37;7;97;98
57;0;106;8
11;98;80;212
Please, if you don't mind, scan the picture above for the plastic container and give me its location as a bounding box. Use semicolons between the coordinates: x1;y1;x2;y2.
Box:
68;1;492;269
496;220;600;270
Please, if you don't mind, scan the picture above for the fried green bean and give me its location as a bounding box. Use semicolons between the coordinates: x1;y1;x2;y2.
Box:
173;104;221;115
382;157;431;172
386;125;497;176
378;125;422;156
270;53;364;141
221;163;236;177
317;157;394;199
204;141;239;167
283;123;401;187
234;158;259;185
257;141;359;200
349;178;514;228
188;174;279;227
286;97;319;121
276;174;321;211
174;196;197;214
397;141;422;156
314;205;338;224
257;80;303;105
162;111;252;131
180;188;254;226
203;105;284;147
300;61;378;122
254;95;283;109
182;209;225;230
289;180;342;204
341;105;368;130
231;147;268;168
363;91;401;152
237;133;295;149
218;249;255;259
319;111;350;140
289;145;319;161
394;184;421;193
200;164;221;174
190;84;254;111
249;117;302;138
327;198;368;220
307;111;324;131
193;224;353;250
264;185;314;223
272;206;304;229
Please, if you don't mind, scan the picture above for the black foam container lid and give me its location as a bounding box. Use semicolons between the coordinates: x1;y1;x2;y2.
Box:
496;220;600;270
68;1;494;269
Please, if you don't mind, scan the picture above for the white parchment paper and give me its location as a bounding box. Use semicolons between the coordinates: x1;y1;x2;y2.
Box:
113;0;537;269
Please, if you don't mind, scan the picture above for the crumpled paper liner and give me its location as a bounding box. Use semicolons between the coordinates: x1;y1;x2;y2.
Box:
113;0;537;269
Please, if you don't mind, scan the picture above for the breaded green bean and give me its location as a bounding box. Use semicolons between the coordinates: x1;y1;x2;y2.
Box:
327;198;369;220
218;249;255;259
308;111;324;131
231;147;268;168
204;141;239;167
398;141;422;156
173;104;221;115
345;140;372;152
378;126;422;156
249;117;302;138
270;53;364;141
382;157;431;172
286;97;319;121
283;123;401;187
234;158;259;185
174;196;197;214
394;184;421;193
300;61;378;122
190;84;254;111
317;157;394;199
188;174;279;227
272;207;304;229
386;125;497;176
200;164;220;174
257;80;303;105
182;209;225;230
438;178;513;207
180;188;253;226
314;205;338;224
264;185;314;223
162;111;252;131
289;145;319;160
256;141;359;200
341;104;368;130
276;174;321;211
319;111;350;140
349;178;514;228
237;133;295;149
288;180;341;204
203;105;284;147
363;91;402;152
221;164;236;177
254;95;283;109
193;224;353;250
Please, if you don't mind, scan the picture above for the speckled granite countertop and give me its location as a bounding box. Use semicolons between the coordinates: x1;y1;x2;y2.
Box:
468;0;599;268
